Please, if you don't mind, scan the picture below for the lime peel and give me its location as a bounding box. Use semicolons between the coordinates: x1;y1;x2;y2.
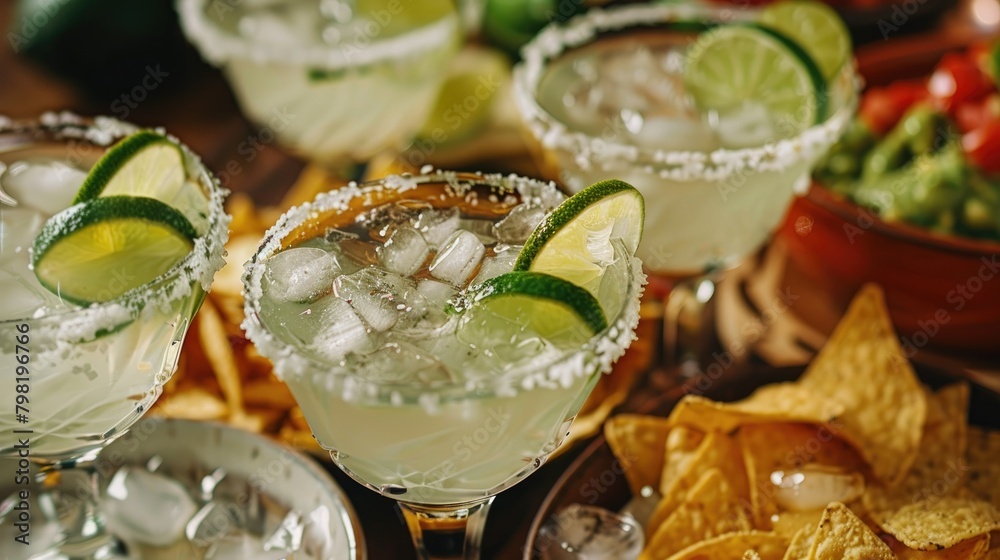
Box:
514;179;644;285
32;195;198;305
73;130;210;234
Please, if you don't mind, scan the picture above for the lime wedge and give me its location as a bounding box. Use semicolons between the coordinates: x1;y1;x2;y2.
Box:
514;179;643;296
32;195;197;305
461;271;608;348
759;0;851;81
683;24;827;136
73;131;209;235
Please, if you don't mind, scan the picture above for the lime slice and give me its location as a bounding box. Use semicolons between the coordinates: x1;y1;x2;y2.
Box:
32;195;197;305
759;0;851;81
461;271;608;348
514;179;643;296
73;131;209;235
683;24;827;135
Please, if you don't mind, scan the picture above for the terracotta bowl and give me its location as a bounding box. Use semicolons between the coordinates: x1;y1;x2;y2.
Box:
778;30;1000;360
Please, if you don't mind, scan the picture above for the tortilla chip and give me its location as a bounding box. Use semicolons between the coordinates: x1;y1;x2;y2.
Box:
967;428;1000;509
642;468;752;560
605;414;672;495
197;298;245;415
739;422;867;529
225;192;263;235
665;531;788;560
807;502;894;560
665;384;843;434
280;164;346;209
659;426;705;496
884;532;990;559
155;388;229;421
772;510;827;541
213;234;261;298
783;526;816;560
867;384;980;545
872;497;1000;551
242;377;297;411
648;431;749;535
797;284;926;486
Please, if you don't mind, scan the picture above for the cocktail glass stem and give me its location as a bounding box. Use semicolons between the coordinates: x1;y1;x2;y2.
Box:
398;497;495;560
31;449;126;560
663;273;719;372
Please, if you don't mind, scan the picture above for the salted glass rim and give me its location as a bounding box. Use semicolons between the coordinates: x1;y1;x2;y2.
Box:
177;0;460;70
241;171;646;398
512;3;861;180
0;112;230;334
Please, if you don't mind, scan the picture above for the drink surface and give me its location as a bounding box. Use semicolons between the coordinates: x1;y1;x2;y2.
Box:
183;0;460;164
516;6;858;274
0;132;220;458
249;174;641;505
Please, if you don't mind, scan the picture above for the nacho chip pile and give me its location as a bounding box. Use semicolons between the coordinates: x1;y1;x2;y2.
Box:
606;285;1000;560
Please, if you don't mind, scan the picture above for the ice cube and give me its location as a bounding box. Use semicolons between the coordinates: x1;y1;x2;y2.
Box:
264;247;340;303
102;466;198;547
536;504;644;560
302;295;371;361
348;341;453;385
378;226;430;276
0;270;49;321
0;158;86;215
416;278;455;306
301;505;335;560
186;502;242;546
714;101;778;149
1;206;46;261
263;511;304;553
360;199;432;235
414;207;460;247
207;534;288;560
393;282;455;339
628;114;718;152
334;268;416;332
470;251;518;287
458;218;497;244
429;230;485;286
494;205;547;244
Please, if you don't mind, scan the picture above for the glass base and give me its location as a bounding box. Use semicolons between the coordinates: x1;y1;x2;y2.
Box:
398;498;494;560
663;274;719;372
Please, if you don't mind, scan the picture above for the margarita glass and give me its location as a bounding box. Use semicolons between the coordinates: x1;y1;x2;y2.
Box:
177;0;461;171
243;172;644;559
0;113;228;559
513;4;859;365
